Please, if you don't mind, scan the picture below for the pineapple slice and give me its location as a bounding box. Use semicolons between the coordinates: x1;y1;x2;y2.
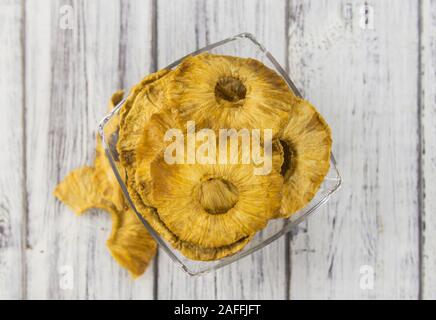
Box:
117;69;173;168
279;99;332;217
165;53;299;137
147;151;283;248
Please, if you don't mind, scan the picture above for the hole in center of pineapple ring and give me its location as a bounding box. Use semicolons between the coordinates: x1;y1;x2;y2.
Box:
214;76;246;103
197;178;239;215
280;140;297;180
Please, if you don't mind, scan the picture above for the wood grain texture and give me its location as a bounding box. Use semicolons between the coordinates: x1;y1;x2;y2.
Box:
421;0;436;300
0;0;25;300
156;0;288;300
287;0;420;299
0;0;433;300
24;0;154;299
118;0;155;89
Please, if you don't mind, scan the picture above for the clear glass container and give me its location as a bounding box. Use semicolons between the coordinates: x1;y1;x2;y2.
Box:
98;33;342;275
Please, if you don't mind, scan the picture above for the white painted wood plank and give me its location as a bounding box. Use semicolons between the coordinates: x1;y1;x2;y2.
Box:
156;0;288;300
287;0;420;299
25;0;154;299
118;0;155;90
0;0;25;300
156;0;216;300
421;0;436;300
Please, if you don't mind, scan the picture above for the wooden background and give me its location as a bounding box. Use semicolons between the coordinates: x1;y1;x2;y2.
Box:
0;0;434;300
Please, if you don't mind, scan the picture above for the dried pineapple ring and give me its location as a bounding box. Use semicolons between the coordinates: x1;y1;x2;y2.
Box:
119;69;171;129
133;107;285;207
117;69;173;169
279;99;332;217
127;179;253;261
147;153;283;248
166;53;298;136
134;107;186;204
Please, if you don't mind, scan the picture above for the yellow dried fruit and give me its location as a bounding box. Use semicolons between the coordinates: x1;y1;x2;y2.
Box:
119;69;171;129
133;108;285;206
106;54;331;262
54;91;157;278
134;107;185;203
177;235;252;261
94;139;125;212
123;119;276;260
279;99;332;217
126;180;253;261
106;207;156;279
166;53;298;136
108;90;125;111
54;166;110;215
94;90;126;211
147;152;283;248
120;93;286;260
117;69;173;169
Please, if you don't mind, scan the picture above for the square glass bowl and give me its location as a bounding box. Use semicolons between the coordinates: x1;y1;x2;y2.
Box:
98;33;341;275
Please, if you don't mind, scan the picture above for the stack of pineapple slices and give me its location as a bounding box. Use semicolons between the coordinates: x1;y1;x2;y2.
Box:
117;53;332;261
54;52;332;276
